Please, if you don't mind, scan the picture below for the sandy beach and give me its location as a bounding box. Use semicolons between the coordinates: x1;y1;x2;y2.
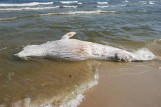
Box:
79;61;161;107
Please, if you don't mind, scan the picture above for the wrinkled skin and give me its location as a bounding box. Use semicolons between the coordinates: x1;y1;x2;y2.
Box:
15;32;155;61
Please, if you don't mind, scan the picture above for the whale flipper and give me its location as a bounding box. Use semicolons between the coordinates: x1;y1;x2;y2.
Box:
61;32;76;39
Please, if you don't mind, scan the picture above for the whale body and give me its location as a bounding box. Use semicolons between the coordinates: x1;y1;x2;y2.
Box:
15;32;155;61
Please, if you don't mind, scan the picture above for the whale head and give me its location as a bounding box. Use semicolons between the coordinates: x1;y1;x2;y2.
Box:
15;45;45;60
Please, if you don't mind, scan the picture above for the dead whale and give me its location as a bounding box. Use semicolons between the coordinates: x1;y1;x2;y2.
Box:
15;32;155;61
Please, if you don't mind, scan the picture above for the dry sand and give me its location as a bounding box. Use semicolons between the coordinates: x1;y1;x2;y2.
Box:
79;61;161;107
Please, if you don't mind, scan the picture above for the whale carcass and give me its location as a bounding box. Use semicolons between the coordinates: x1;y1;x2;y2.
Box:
15;32;155;61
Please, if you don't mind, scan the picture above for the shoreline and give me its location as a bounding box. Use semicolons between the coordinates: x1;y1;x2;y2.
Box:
79;61;161;107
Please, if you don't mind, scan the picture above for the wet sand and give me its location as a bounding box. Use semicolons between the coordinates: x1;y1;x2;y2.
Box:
79;61;161;107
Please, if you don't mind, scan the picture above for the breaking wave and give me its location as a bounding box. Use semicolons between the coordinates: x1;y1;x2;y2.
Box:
60;1;79;4
40;10;115;16
152;39;161;45
59;69;99;107
4;63;99;107
124;0;129;2
0;6;59;11
97;2;109;4
139;1;148;4
0;5;79;11
139;1;155;5
134;48;155;61
0;17;17;21
97;6;110;8
59;5;78;8
97;4;127;8
149;1;155;5
0;2;53;7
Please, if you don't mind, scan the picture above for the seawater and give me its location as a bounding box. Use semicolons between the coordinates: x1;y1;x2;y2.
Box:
0;0;161;107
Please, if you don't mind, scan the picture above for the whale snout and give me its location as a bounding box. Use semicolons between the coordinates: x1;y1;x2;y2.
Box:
14;51;30;60
15;44;46;60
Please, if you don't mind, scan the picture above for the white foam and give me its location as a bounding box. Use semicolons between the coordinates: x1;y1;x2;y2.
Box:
134;48;155;61
78;2;82;5
59;69;99;107
152;39;161;45
97;4;127;8
97;2;109;4
149;1;155;5
0;17;17;21
139;1;147;4
59;94;84;107
10;65;99;107
60;5;78;8
40;10;115;16
60;1;78;4
97;6;110;8
0;2;53;7
91;42;156;62
7;72;14;80
11;98;31;107
124;0;129;2
0;6;59;11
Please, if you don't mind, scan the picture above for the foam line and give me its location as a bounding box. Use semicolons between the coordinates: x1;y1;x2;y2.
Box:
0;47;7;51
40;10;115;16
97;4;127;8
0;17;17;21
60;1;78;4
149;1;155;5
0;6;59;11
0;2;53;7
60;5;78;8
97;2;109;4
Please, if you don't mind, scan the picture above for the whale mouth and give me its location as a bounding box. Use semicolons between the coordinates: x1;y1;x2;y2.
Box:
14;53;46;60
14;54;31;60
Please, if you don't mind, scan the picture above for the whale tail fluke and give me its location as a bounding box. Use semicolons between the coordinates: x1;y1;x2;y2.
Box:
61;32;76;39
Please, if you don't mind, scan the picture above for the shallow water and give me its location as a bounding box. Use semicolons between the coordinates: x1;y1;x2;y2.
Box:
0;59;98;106
0;0;161;106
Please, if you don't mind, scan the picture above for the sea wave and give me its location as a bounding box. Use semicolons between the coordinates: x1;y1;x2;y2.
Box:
60;1;78;4
0;2;53;7
0;17;17;21
78;2;83;5
0;47;7;51
0;6;59;11
8;64;99;107
59;5;78;8
139;1;148;4
40;10;115;16
139;1;155;5
97;2;109;4
149;1;155;5
60;70;99;107
134;48;155;61
97;6;110;8
152;39;161;45
97;4;127;8
124;0;129;2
